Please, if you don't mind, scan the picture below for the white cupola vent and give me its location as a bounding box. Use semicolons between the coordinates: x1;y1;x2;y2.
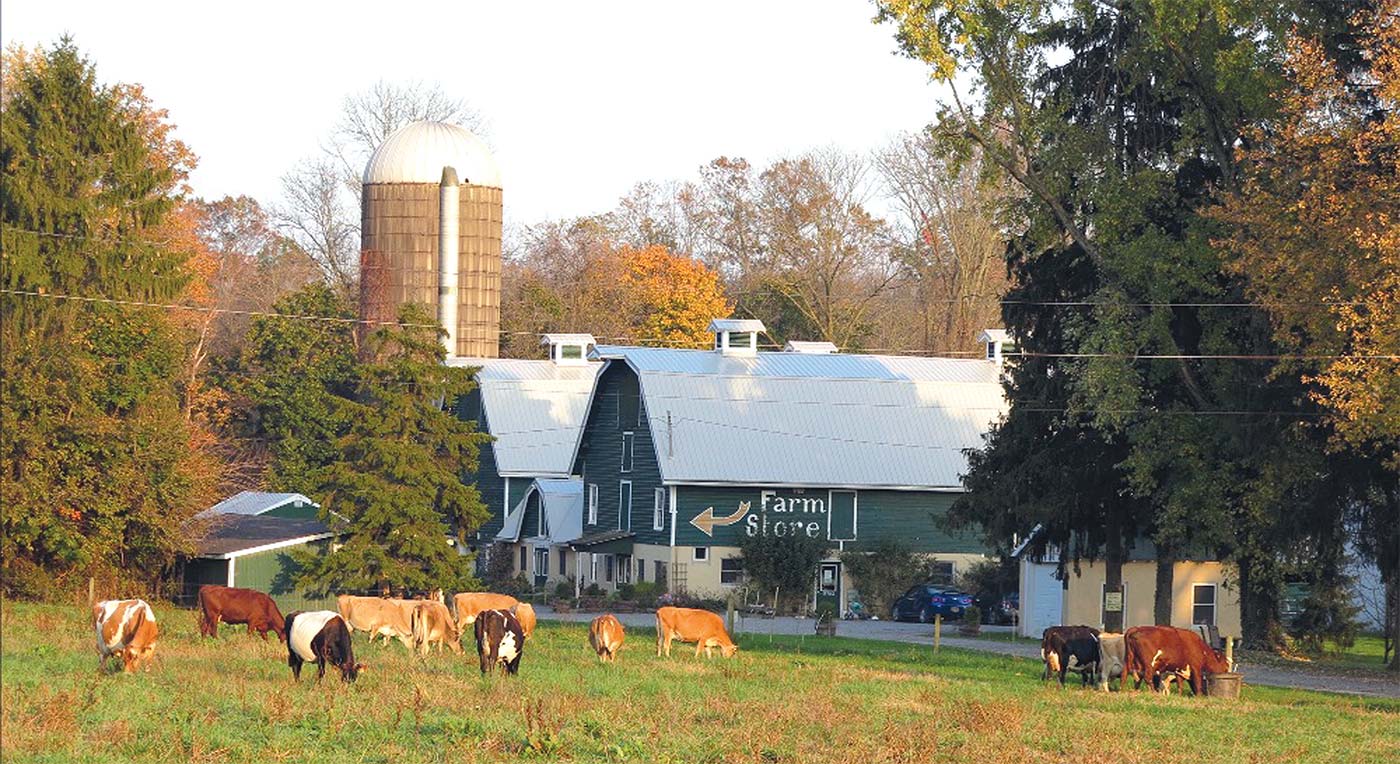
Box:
541;333;596;365
707;319;765;356
978;329;1014;364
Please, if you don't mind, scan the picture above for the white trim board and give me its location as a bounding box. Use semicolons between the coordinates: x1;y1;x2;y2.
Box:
199;533;335;560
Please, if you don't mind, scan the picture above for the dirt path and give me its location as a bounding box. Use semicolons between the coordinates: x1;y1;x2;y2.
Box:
539;607;1400;699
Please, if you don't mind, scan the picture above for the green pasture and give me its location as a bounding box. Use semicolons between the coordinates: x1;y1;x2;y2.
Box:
1;601;1395;763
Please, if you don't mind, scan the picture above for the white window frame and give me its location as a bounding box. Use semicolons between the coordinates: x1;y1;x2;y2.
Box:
653;487;666;531
618;480;632;530
621;431;635;473
534;547;550;577
1192;583;1217;626
693;546;709;563
587;483;598;525
535;493;545;537
827;490;858;542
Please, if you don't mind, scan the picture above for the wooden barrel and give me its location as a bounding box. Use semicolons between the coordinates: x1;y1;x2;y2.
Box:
1206;672;1243;698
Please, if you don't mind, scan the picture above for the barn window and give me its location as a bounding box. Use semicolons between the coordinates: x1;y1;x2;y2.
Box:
636;558;646;582
721;557;744;586
519;546;527;573
693;546;709;562
558;548;567;575
1192;584;1217;626
653;488;666;531
621;432;634;473
617;554;633;585
604;555;614;583
587;483;598;525
618;480;632;530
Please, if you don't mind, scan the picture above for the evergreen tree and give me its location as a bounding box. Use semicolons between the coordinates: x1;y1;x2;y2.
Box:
291;303;490;594
0;39;215;596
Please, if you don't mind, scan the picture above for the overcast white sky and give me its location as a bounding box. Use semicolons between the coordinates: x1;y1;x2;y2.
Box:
2;1;946;226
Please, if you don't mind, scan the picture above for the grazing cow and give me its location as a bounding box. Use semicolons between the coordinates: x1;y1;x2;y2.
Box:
1123;625;1231;696
1096;632;1126;691
513;602;537;639
409;600;462;655
655;606;738;658
474;608;526;676
93;599;159;674
336;595;415;649
452;592;519;633
1040;625;1101;687
589;614;625;662
197;585;285;640
285;610;363;683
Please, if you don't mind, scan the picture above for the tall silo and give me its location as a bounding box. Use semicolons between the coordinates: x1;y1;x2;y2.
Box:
360;121;502;358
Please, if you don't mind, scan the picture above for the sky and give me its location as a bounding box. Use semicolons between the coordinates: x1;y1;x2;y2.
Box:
2;1;947;227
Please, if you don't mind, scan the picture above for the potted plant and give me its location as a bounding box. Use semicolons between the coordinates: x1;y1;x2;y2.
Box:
814;604;838;636
958;605;982;636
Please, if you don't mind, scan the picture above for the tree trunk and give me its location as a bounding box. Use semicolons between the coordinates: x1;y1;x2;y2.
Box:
1237;554;1285;650
1153;555;1174;625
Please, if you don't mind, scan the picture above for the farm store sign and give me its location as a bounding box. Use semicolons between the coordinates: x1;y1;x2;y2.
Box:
689;490;831;539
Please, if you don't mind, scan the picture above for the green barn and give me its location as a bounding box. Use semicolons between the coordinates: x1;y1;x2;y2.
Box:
180;492;339;613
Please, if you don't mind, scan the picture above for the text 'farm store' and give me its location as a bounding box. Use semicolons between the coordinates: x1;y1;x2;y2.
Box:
455;322;1011;615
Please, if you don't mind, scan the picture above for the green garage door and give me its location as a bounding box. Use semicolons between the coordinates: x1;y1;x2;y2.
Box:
828;491;856;541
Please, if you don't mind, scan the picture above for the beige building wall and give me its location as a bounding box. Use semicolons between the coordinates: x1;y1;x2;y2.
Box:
1061;560;1241;638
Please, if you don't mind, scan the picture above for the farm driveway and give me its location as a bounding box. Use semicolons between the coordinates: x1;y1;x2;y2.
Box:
538;606;1400;699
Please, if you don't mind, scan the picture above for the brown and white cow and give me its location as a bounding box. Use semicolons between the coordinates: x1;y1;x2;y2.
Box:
336;595;415;649
409;600;462;655
1096;632;1126;691
1040;625;1101;687
452;592;519;633
285;610;364;683
197;585;285;640
1123;625;1231;696
474;608;526;676
589;614;625;662
94;599;160;674
655;606;737;658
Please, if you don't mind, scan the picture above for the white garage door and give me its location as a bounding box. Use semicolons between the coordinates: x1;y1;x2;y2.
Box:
1022;562;1063;638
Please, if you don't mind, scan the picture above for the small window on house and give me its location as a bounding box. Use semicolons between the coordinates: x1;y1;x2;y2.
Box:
604;554;614;583
654;561;667;585
617;554;632;585
519;546;527;573
693;546;709;562
637;559;646;582
653;488;666;531
721;557;744;586
621;432;634;473
618;480;632;530
587;484;598;525
1192;584;1217;626
558;548;567;575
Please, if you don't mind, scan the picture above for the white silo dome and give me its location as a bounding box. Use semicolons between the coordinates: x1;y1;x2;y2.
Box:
362;121;501;187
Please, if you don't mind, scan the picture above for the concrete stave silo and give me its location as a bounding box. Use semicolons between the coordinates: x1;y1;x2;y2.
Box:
360;121;502;358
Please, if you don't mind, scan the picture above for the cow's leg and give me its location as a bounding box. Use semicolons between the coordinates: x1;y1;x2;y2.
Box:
289;649;303;681
506;652;521;675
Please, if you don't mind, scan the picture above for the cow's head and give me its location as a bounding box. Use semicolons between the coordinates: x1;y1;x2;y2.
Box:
122;642;157;673
720;642;738;658
1203;647;1231;675
340;661;366;683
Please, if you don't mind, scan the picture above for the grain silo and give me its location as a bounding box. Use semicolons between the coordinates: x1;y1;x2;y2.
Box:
360;121;502;358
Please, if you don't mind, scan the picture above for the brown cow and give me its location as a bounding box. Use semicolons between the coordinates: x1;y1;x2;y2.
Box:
513;602;537;639
409;600;461;655
1123;625;1231;696
589;614;625;662
197;585;285;640
452;592;519;633
655;606;737;658
94;599;159;673
336;595;415;649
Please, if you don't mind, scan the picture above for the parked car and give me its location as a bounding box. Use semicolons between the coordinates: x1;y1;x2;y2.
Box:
890;585;974;622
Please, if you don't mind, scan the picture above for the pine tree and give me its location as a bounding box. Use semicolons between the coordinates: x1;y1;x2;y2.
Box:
292;304;490;594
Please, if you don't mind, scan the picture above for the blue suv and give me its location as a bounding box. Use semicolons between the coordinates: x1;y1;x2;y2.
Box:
890;585;974;622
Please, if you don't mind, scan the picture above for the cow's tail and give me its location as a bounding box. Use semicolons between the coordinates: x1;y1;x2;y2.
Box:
409;605;426;654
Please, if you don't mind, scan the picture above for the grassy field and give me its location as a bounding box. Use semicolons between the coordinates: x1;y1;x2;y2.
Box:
2;601;1396;763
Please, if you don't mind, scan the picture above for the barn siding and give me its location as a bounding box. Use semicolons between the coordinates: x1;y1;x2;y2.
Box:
572;363;666;544
671;486;984;554
458;387;508;541
232;544;338;613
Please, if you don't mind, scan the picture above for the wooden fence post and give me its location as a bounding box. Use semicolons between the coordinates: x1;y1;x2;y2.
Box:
934;613;942;653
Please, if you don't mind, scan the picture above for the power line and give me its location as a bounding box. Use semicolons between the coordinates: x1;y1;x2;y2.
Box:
5;287;1396;361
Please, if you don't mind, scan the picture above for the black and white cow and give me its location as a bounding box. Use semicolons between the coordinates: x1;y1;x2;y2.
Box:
474;608;525;676
285;610;363;683
1040;625;1101;687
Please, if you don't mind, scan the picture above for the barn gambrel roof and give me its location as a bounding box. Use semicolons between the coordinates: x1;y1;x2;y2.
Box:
591;346;1008;490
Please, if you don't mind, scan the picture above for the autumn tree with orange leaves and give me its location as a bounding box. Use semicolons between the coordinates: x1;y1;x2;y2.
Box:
585;244;733;348
1215;8;1400;466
